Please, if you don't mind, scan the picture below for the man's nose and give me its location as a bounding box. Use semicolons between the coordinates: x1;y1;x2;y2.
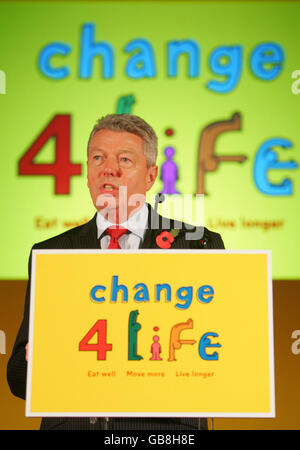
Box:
102;155;120;177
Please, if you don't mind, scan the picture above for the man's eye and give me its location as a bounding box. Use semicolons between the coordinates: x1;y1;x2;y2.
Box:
120;157;131;163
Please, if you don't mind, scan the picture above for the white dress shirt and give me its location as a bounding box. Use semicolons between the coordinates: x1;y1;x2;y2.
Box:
96;203;149;249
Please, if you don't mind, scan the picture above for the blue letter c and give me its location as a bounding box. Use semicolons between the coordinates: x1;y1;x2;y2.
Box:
90;285;106;302
38;42;71;79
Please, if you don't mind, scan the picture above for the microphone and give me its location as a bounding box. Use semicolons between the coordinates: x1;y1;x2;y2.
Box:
154;193;165;214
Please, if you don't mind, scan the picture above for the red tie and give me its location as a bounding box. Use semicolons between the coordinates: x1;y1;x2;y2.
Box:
106;226;128;249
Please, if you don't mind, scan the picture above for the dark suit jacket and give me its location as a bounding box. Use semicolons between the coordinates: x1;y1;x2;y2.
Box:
7;206;224;430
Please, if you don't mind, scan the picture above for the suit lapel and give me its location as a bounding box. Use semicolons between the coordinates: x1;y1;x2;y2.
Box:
139;227;157;249
72;214;99;249
139;204;164;249
140;204;190;250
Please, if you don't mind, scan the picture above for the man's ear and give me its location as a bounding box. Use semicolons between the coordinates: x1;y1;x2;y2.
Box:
146;165;158;191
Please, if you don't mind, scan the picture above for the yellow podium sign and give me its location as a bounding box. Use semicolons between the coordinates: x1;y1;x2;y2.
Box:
26;250;275;417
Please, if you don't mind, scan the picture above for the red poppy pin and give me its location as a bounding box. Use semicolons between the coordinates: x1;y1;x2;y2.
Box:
156;229;179;249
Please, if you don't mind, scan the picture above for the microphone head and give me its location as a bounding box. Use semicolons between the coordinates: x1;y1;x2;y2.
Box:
156;193;165;204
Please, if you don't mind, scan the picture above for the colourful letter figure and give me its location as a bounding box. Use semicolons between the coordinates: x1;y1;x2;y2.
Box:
198;332;221;361
253;138;298;196
161;147;180;194
128;310;143;360
116;94;135;114
150;335;162;360
168;319;196;361
196;112;246;195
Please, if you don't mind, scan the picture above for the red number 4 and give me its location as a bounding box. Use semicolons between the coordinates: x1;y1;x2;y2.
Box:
79;320;113;360
18;115;81;194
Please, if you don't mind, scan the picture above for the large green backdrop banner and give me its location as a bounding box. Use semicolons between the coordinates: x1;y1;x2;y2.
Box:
0;0;299;278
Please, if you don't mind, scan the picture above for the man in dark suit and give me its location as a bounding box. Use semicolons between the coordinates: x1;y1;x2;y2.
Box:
7;114;224;430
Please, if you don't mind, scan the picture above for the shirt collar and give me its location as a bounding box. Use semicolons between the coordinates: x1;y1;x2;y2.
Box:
96;203;149;240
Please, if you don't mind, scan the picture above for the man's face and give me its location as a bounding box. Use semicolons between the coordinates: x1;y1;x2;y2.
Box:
87;129;158;223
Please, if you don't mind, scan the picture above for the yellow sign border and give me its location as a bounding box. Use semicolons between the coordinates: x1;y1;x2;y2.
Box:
26;249;275;418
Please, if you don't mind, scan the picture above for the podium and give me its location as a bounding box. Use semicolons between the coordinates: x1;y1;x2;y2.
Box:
26;250;275;418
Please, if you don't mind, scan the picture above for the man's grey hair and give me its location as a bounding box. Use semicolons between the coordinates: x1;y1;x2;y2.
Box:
87;113;158;168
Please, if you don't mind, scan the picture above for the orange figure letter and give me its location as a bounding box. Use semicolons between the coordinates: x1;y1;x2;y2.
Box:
168;319;196;361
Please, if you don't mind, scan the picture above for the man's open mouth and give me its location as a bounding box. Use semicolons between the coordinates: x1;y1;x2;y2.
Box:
100;183;119;194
